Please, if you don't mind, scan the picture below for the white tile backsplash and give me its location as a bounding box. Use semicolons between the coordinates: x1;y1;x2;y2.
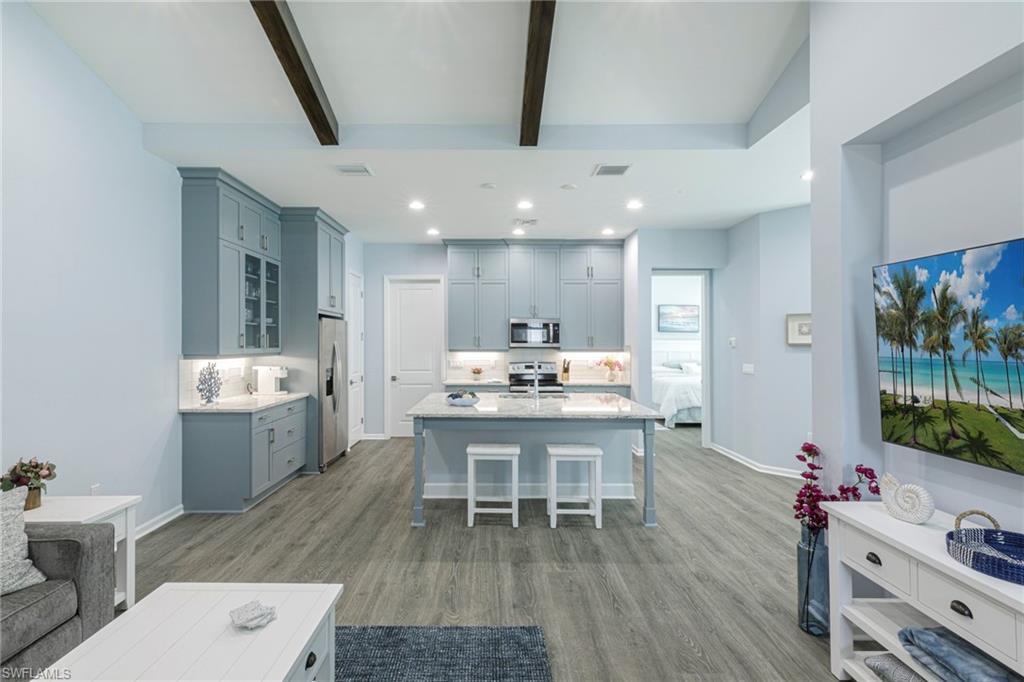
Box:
179;357;257;407
445;350;630;384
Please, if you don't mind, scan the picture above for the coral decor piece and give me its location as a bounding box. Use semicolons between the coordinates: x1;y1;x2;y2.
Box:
879;473;935;525
197;362;223;405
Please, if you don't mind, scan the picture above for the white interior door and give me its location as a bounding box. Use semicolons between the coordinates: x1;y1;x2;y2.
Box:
347;272;364;447
387;279;443;436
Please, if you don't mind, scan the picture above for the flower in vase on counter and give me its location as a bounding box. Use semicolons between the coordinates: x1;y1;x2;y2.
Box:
470;367;484;380
599;357;623;381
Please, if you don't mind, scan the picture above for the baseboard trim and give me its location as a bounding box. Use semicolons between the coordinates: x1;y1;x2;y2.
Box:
708;443;802;479
136;504;183;539
424;482;635;499
361;433;389;440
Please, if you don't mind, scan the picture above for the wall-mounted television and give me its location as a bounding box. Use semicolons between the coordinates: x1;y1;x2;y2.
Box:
873;238;1024;475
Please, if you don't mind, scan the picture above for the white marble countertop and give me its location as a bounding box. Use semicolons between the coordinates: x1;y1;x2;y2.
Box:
179;392;309;414
407;392;658;420
562;379;631;387
443;379;509;386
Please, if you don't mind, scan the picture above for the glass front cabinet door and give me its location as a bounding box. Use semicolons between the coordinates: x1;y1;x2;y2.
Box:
243;253;263;351
263;260;281;351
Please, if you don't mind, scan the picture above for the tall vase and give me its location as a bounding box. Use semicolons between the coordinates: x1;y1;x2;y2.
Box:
797;525;829;636
24;488;41;511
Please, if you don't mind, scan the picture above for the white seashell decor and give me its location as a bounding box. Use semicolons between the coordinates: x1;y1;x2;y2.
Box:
229;600;277;630
879;473;935;525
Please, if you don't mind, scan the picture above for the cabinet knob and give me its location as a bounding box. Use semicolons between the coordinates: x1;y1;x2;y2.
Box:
287;406;294;413
865;552;882;567
950;600;973;619
287;429;294;436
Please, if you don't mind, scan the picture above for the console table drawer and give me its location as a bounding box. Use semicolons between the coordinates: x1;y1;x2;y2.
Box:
287;613;331;681
843;525;912;596
917;564;1017;661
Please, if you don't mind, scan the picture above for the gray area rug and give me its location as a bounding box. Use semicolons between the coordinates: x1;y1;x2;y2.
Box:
334;626;552;682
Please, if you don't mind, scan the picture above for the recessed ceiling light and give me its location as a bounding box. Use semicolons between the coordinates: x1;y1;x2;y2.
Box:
801;169;815;181
626;199;643;210
480;182;497;190
517;199;533;210
602;227;615;236
561;183;578;190
512;228;525;236
426;227;439;236
409;199;425;210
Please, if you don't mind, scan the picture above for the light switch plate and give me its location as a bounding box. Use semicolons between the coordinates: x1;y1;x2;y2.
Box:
728;337;737;348
742;363;755;375
449;359;463;368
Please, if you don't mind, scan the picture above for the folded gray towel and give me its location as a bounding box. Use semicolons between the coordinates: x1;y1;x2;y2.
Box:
898;627;1024;682
865;654;926;682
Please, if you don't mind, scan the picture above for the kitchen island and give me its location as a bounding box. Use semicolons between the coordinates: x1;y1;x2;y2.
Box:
406;392;659;527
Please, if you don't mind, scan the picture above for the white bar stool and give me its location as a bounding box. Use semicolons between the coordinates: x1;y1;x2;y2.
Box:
546;444;603;529
467;443;521;528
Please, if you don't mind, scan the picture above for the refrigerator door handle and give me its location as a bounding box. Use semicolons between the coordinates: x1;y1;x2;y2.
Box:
331;342;340;414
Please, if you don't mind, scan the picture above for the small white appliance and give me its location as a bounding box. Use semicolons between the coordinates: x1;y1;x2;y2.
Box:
253;366;288;395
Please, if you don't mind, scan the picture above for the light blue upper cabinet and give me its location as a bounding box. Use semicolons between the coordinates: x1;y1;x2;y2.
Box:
445;243;509;350
534;247;560;318
589;279;623;350
317;227;331;311
181;168;284;357
447;280;478;350
281;208;346;319
261;211;281;260
590;246;622;280
477;247;508;280
328;230;344;316
560;246;590;280
557;242;624;350
559;280;590;350
477;280;509;350
448;247;478;280
508;247;535;318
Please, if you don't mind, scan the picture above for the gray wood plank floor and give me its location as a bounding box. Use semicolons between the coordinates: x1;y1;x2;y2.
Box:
137;426;831;681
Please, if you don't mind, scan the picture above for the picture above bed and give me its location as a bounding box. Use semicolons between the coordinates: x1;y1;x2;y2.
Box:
873;237;1024;476
658;305;699;333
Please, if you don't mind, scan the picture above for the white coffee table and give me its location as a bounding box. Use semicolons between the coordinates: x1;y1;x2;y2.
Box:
24;495;141;608
44;582;343;681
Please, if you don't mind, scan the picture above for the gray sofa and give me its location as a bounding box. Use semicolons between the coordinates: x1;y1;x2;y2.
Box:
1;523;114;677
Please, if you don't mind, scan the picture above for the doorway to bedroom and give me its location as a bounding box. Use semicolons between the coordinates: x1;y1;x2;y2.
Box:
651;271;708;440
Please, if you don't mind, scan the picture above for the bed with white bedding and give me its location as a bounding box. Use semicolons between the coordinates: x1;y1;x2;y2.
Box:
652;363;702;426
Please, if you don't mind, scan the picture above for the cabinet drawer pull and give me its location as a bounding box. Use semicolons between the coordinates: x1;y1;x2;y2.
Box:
950;600;973;619
865;552;882;566
305;652;317;670
287;406;295;413
287;429;295;436
258;415;267;422
287;457;296;464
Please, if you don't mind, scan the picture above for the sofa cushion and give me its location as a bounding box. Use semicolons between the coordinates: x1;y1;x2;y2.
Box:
0;617;81;678
1;488;46;595
0;579;77;662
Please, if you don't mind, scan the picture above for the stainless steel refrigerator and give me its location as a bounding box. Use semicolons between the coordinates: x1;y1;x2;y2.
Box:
318;317;348;471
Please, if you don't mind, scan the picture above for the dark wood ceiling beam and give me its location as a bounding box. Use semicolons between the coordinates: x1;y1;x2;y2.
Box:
520;0;556;146
251;0;339;145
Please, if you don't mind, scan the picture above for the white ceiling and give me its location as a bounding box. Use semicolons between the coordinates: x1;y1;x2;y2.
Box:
147;106;810;242
31;1;810;242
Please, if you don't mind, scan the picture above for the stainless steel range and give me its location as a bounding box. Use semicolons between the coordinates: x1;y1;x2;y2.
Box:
508;361;564;393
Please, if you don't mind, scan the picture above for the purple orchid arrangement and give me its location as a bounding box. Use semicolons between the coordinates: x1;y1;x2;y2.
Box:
793;442;880;533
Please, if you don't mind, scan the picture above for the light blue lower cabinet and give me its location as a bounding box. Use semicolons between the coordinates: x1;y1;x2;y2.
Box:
565;385;630;398
444;384;508;393
182;400;307;512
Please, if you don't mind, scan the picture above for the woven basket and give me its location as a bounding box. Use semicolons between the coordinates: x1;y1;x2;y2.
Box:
945;510;1024;586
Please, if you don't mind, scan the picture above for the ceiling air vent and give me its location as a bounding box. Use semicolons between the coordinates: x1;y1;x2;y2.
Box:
335;164;373;177
592;164;631;177
513;218;539;227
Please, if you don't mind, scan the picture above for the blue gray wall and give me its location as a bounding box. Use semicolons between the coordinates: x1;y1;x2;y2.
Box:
2;4;183;527
362;244;447;434
712;207;812;472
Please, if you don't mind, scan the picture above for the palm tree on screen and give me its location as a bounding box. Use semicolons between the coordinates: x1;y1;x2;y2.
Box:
995;326;1017;410
886;269;926;411
931;282;966;438
962;307;994;410
921;311;941;406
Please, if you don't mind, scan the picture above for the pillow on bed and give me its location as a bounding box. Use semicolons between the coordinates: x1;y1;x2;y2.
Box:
660;361;683;370
661;361;700;375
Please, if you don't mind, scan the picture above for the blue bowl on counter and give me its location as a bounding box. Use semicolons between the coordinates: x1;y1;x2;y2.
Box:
446;396;480;407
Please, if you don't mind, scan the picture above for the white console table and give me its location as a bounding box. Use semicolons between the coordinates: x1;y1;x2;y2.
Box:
823;502;1024;680
25;495;142;609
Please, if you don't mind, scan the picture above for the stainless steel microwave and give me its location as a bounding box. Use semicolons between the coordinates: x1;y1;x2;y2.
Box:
509;319;560;348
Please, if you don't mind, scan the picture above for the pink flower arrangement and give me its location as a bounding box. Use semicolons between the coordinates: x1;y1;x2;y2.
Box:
599;357;623;372
1;457;58;492
793;442;879;533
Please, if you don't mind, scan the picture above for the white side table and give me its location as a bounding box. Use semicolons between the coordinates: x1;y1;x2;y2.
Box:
24;495;142;608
